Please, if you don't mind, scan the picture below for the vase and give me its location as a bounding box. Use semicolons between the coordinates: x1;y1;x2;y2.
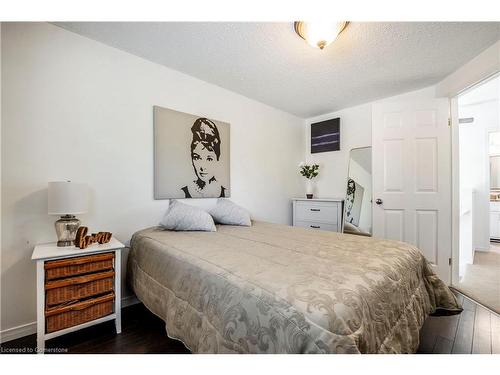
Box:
306;179;314;199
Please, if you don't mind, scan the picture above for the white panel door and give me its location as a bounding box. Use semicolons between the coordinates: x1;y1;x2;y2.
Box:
372;98;451;283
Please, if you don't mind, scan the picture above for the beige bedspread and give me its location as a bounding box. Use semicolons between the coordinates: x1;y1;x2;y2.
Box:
128;221;461;353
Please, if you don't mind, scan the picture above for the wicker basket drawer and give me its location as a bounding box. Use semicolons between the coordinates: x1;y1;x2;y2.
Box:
45;293;114;333
45;253;114;280
45;270;115;306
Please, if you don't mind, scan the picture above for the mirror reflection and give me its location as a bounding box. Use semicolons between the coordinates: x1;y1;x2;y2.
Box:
344;147;372;236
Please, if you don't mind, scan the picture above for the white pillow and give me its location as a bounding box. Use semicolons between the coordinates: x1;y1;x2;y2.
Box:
160;200;216;232
210;199;251;226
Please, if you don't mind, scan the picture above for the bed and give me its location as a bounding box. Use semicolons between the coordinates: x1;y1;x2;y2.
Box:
127;221;462;354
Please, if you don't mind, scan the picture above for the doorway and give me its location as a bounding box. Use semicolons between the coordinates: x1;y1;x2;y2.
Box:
453;74;500;314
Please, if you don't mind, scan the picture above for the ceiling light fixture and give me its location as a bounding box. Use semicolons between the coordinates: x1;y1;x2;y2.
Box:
294;21;348;50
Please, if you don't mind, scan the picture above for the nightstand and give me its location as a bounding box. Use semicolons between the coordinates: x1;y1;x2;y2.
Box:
292;198;344;232
31;238;125;353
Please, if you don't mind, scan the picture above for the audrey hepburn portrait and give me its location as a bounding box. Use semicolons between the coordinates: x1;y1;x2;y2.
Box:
154;106;230;199
181;118;227;198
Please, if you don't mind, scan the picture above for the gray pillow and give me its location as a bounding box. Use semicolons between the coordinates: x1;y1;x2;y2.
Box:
160;200;216;232
210;199;251;226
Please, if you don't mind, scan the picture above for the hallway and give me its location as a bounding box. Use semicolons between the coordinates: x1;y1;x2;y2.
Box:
455;245;500;314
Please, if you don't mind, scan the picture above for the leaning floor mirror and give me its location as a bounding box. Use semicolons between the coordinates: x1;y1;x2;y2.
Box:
344;146;372;236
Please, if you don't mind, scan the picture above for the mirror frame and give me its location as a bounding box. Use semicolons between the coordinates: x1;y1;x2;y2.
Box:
343;146;372;237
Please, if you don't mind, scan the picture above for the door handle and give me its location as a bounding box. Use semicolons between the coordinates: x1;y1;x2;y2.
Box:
310;225;320;229
375;198;383;205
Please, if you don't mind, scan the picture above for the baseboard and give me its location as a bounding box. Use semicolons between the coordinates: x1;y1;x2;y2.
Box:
0;295;141;344
121;294;140;308
474;247;490;252
0;321;37;344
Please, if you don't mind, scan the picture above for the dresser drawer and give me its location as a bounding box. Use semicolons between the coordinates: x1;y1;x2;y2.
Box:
295;220;338;232
45;292;115;333
295;202;338;224
45;270;115;306
45;253;114;280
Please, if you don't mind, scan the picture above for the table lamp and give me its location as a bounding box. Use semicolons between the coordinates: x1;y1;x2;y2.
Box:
48;181;88;247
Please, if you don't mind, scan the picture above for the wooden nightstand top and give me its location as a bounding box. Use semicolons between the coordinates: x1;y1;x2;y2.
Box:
32;237;125;261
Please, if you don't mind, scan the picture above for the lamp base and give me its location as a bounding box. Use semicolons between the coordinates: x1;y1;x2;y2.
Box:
55;215;81;247
57;240;74;247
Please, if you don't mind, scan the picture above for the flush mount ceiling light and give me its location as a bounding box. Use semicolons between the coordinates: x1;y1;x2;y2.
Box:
294;21;348;50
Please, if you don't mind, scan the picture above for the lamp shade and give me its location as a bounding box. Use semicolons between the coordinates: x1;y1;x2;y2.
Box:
48;181;88;215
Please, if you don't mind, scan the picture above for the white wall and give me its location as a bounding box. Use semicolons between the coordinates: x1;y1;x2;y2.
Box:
0;22;305;336
459;116;489;252
458;188;473;279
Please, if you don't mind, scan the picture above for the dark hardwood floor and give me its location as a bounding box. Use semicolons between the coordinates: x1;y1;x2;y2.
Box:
418;292;500;354
2;292;498;354
1;303;190;354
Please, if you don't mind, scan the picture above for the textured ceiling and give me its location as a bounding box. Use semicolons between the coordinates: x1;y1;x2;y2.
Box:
54;22;500;118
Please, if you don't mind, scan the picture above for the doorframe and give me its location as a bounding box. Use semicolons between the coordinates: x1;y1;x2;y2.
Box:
450;71;500;286
451;95;460;286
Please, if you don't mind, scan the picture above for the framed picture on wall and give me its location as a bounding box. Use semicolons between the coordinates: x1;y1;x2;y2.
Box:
310;117;340;153
154;106;231;199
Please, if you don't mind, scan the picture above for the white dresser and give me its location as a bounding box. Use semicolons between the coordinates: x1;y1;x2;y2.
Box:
292;198;344;232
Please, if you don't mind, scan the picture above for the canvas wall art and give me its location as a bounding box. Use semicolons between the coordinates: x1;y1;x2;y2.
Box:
154;106;230;199
311;117;340;153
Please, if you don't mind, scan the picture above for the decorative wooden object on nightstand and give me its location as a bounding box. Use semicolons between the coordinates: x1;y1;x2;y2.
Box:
292;198;344;232
31;238;125;353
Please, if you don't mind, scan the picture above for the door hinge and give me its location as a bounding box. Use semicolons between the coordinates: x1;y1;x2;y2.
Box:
449;257;452;266
448;118;451;127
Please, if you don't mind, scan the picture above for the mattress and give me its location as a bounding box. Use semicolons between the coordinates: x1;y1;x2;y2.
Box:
127;221;462;353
